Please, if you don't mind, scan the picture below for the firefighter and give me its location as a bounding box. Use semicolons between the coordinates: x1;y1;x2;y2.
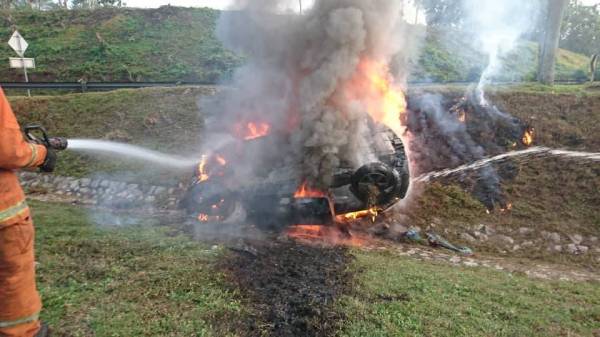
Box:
0;87;56;337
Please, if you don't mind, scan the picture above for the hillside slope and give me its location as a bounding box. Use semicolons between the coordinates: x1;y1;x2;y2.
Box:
12;85;600;268
0;7;240;82
413;31;590;82
10;86;210;184
0;7;591;83
402;85;600;268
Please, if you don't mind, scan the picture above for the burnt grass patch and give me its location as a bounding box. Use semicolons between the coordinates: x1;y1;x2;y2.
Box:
220;240;354;337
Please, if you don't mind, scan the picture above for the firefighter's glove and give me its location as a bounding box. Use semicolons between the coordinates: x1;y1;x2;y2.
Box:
40;148;57;173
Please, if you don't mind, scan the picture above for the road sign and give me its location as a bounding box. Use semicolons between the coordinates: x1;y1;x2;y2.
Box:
9;57;35;69
8;31;28;57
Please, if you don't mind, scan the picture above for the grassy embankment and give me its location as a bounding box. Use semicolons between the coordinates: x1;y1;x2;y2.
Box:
32;200;600;336
10;86;209;184
0;7;240;83
415;31;591;83
0;7;591;86
339;249;600;337
32;200;246;337
11;85;600;267
403;85;600;268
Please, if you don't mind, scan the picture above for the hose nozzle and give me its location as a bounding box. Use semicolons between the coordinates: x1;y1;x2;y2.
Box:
48;137;68;151
24;124;68;151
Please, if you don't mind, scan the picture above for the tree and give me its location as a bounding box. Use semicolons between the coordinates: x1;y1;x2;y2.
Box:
1;0;63;10
591;54;598;82
538;0;569;85
560;0;600;56
414;0;464;27
71;0;122;8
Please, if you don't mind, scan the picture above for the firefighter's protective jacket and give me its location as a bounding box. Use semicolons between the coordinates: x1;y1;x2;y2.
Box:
0;87;47;337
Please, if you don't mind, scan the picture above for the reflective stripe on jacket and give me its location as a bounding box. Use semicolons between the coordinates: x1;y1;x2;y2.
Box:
0;312;39;328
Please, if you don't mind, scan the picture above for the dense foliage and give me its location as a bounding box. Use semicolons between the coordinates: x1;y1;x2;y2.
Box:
561;1;600;56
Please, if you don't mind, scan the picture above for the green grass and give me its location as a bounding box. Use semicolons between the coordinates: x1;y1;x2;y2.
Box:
413;32;590;83
10;86;208;183
11;82;596;184
410;83;600;96
0;7;591;84
0;8;241;83
31;200;245;337
339;249;600;337
402;87;600;268
30;200;600;337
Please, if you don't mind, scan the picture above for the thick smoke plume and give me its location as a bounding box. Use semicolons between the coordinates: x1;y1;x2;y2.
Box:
406;92;526;210
208;0;412;189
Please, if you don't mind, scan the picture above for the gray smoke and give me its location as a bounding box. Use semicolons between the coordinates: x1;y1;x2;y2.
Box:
461;0;541;104
210;0;412;189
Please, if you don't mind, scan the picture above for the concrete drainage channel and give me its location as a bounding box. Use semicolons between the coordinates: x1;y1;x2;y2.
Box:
19;172;184;209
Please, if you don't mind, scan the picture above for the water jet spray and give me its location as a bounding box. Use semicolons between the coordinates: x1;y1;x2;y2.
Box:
24;124;197;170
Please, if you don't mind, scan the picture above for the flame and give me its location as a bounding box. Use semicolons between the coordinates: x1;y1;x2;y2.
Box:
197;199;227;223
239;122;271;140
335;207;379;223
196;154;228;182
345;59;407;135
294;182;326;198
215;155;227;166
198;155;210;182
287;225;323;239
500;203;513;213
457;110;466;123
522;127;534;146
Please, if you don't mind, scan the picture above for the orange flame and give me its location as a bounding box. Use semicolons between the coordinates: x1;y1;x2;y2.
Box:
294;182;326;198
522;127;534;146
287;225;323;239
500;203;513;213
335;207;379;223
215;155;227;166
345;59;407;135
458;110;466;123
198;155;210;182
197;154;228;182
242;122;271;140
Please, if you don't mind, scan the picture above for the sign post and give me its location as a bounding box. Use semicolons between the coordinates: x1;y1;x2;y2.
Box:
8;31;33;97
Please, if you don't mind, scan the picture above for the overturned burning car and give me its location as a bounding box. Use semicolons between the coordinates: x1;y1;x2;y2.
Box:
180;120;410;230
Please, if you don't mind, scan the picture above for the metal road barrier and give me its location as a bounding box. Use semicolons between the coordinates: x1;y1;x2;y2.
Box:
0;80;589;93
0;81;217;92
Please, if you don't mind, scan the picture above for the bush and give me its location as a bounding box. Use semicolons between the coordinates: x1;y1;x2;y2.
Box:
572;69;589;82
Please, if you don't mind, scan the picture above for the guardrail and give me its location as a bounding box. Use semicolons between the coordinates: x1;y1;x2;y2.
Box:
0;80;590;92
0;81;217;91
